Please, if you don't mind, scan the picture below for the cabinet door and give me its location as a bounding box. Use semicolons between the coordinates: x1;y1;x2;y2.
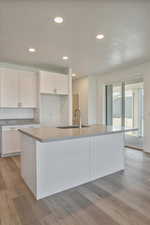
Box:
91;133;124;180
37;137;91;198
40;71;56;94
19;71;37;108
54;74;69;95
0;68;18;107
2;129;21;155
40;71;69;95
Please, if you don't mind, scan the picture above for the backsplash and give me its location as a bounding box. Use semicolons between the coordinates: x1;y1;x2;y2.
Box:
0;108;34;119
40;95;68;126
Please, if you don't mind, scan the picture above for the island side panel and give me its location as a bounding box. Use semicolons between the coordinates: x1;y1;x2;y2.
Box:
91;132;125;180
36;137;91;200
21;133;37;198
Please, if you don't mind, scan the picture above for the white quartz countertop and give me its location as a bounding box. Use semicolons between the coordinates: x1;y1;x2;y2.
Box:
19;124;138;143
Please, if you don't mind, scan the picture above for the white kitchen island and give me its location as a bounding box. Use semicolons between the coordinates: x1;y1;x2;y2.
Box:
19;125;136;200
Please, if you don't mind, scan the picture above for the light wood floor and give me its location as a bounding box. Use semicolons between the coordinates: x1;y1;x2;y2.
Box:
0;148;150;225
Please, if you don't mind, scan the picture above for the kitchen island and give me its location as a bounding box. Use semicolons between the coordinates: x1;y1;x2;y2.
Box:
19;125;137;200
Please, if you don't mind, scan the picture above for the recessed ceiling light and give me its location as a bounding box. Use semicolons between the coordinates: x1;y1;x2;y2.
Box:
62;56;69;60
72;73;76;77
28;48;36;53
96;34;104;40
54;17;63;24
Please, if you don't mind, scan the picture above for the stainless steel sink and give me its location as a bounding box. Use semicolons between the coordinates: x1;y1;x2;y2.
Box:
57;125;90;129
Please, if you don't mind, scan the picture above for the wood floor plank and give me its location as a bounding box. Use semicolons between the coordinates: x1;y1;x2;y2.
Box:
95;172;150;219
14;195;42;225
24;193;51;221
44;194;83;225
41;213;61;225
0;157;29;198
79;184;150;225
4;157;20;174
0;169;6;191
68;190;120;225
0;149;150;225
0;190;22;225
12;156;21;169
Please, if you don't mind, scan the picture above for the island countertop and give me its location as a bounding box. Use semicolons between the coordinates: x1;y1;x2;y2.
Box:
18;124;138;143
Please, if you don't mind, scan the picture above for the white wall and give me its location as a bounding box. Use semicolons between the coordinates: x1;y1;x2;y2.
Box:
88;76;97;125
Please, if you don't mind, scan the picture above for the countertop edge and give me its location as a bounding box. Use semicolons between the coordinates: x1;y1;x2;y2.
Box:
19;128;138;143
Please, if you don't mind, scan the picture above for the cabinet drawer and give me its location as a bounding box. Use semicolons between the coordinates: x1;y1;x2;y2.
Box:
1;124;40;155
2;130;21;155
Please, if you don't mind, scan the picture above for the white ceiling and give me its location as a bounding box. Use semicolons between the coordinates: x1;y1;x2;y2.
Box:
0;0;150;76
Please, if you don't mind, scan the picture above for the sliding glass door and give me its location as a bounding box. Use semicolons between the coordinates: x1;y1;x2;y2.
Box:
105;80;144;149
124;82;144;149
112;84;123;128
106;83;123;128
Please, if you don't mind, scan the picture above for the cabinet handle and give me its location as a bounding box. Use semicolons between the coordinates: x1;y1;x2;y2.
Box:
54;88;57;94
18;102;22;107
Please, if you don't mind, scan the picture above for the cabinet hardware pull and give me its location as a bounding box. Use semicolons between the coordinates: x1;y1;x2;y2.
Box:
18;102;22;107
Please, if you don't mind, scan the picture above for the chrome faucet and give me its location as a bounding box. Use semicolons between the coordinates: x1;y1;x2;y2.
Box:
75;108;82;128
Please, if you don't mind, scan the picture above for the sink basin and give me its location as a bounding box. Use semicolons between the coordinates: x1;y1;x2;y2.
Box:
57;125;90;129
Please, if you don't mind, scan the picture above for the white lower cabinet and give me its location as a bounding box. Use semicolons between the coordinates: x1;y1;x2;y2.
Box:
36;137;91;198
2;128;21;155
91;133;124;180
1;124;40;156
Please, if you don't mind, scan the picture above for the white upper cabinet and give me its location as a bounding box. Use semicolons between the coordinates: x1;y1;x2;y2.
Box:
40;71;56;94
0;68;37;108
54;74;69;95
40;71;69;95
18;70;37;108
0;68;18;107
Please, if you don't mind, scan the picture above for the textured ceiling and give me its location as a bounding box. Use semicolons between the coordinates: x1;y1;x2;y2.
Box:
0;0;150;76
